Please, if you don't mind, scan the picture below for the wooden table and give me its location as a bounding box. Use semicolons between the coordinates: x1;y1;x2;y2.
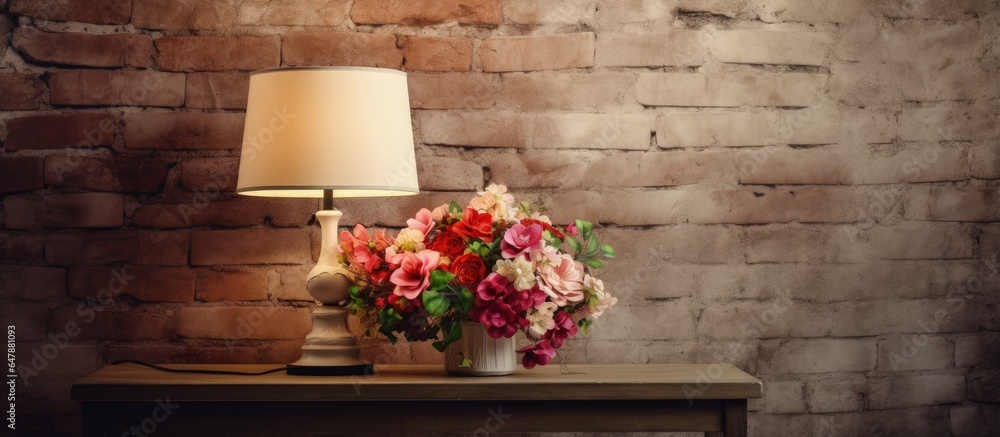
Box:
72;363;761;436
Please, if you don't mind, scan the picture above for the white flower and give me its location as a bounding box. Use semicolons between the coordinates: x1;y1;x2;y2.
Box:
527;302;558;338
392;228;426;253
584;275;616;319
469;183;517;222
494;257;536;291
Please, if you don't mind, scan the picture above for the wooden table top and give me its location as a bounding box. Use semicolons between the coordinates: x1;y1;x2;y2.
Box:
72;363;762;402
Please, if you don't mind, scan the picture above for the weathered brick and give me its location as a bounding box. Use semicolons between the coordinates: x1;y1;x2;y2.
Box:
9;0;131;24
868;374;965;409
742;144;966;185
18;344;101;380
758;380;806;413
403;36;471;72
350;0;502;25
760;339;876;374
877;335;952;371
69;265;194;302
505;0;595;24
688;188;865;224
827;62;909;107
743;224;865;264
4;303;47;342
0;266;66;300
180;157;239;191
104;344;186;364
273;265;314;301
239;0;350;26
952;404;1000;437
0;16;9;50
544;190;686;226
185;72;250;109
782;108;895;145
132;0;239;30
191;229;313;265
836;21;982;67
4;193;123;230
596;31;707;67
335;192;496;227
13;27;154;68
638;73;826;107
0;157;43;193
196;270;268;301
44;156;169;193
602;226;742;265
419;111;650;149
588;300;697;340
658;111;780;148
901;63;997;102
831;299;984;336
50;307;172;341
174;306;312;339
899;107;998;142
904;187;1000;222
752;0;873;23
45;230;189;266
124;113;245;150
970;143;1000;179
6;113;116;150
156;36;281;71
131;197;316;229
806;375;866;413
870;223;974;260
484;150;731;189
48;70;185;107
408;73;496;109
710;31;831;66
885;0;993;19
186;346;262;364
0;73;44;110
969;368;1000;402
417;156;483;191
0;231;44;262
282;31;402;68
698;301;833;339
498;73;637;111
955;333;1000;368
480;33;595;72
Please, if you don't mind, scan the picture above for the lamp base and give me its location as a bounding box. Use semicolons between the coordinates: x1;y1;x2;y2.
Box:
286;363;374;376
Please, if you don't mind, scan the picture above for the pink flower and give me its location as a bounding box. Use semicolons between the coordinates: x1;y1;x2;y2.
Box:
518;341;556;369
389;250;440;300
501;223;543;259
566;222;579;236
406;208;435;237
536;254;585;306
543;310;578;349
372;229;395;252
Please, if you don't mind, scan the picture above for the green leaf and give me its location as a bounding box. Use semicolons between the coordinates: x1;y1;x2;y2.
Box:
449;201;463;215
575;219;594;240
454;287;475;313
422;289;451;317
582;258;604;269
567;237;582;253
429;270;455;292
578;318;593;335
460;358;473;368
432;341;448;352
601;244;616;259
585;235;600;254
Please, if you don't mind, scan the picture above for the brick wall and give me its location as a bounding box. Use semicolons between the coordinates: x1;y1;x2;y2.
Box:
1;0;998;435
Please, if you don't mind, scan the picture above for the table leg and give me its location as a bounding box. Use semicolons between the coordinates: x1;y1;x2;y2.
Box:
705;399;748;437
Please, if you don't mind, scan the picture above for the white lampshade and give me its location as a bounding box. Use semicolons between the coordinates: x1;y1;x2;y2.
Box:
236;67;419;198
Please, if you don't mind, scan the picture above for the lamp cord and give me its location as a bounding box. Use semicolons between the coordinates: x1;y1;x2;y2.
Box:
112;360;288;376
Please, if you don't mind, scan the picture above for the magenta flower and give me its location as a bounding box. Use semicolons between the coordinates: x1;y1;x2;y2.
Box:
518;341;556;369
389;250;440;300
470;273;530;339
566;222;579;236
543;310;578;349
501;223;543;259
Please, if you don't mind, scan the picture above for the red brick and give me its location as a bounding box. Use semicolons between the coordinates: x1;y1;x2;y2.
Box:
351;0;502;25
50;307;173;340
4;193;123;230
0;73;44;110
240;0;349;25
186;72;250;109
48;70;185;107
904;187;1000;222
0;231;44;262
403;36;472;72
132;197;317;228
185;346;262;364
4;303;47;342
408;73;496;109
0;157;44;193
155;36;281;71
104;344;186;364
0;266;66;300
261;340;304;363
69;265;195;302
174;306;312;339
6;113;116;151
132;0;239;30
9;0;131;25
196;270;269;301
13;27;154;68
191;229;313;265
282;31;402;68
45;230;189;266
0;16;10;50
44;156;169;193
273;265;313;301
124;113;245;150
180;157;239;191
481;33;595;72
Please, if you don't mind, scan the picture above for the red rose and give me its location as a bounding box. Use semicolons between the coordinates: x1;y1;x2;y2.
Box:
451;208;495;242
450;253;487;289
428;230;466;259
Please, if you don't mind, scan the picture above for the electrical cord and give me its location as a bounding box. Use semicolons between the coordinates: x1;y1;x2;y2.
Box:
113;359;288;376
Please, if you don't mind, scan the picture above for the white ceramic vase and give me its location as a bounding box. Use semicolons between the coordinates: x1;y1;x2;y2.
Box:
445;321;516;376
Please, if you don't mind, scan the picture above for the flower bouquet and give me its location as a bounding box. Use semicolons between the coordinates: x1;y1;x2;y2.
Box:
340;184;617;370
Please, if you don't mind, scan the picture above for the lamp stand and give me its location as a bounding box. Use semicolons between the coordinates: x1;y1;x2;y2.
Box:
286;193;373;376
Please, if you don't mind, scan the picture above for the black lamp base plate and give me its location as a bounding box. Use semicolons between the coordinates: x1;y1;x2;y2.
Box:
286;363;374;376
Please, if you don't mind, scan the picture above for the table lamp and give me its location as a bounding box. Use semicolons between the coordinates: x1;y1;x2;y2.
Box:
236;67;419;375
